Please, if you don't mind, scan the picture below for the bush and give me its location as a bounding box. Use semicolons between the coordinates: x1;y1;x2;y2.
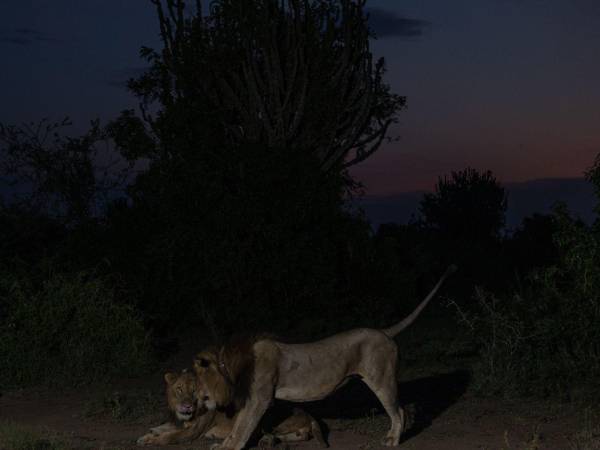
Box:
0;421;67;450
0;270;153;388
458;206;600;398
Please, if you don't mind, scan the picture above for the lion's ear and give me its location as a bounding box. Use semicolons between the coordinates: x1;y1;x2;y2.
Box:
164;372;178;385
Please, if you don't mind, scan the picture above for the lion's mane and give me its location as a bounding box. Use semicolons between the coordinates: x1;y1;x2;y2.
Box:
194;334;275;409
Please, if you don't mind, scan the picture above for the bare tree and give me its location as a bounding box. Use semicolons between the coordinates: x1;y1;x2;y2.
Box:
0;119;130;224
131;0;404;172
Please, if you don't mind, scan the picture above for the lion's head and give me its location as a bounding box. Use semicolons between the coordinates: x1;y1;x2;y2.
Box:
165;369;199;422
192;349;233;410
193;337;261;411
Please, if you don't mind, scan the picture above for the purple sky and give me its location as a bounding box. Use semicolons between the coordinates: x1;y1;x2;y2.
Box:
1;0;599;195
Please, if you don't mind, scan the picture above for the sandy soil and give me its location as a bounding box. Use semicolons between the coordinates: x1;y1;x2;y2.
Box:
0;367;581;450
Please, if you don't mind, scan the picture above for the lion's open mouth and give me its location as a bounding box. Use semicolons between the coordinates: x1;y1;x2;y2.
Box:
177;404;194;417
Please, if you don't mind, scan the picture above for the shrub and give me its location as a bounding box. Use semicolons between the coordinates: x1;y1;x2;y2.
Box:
0;270;153;388
0;421;67;450
457;206;600;398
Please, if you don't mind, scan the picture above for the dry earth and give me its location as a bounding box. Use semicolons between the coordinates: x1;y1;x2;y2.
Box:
1;319;595;450
0;366;587;450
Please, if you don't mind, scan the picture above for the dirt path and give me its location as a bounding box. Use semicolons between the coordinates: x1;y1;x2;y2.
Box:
0;369;580;450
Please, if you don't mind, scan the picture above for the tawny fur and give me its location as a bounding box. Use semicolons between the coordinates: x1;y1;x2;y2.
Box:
137;368;326;447
194;266;456;450
137;369;229;446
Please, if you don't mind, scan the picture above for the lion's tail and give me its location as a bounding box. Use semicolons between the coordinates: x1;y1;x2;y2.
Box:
381;265;457;338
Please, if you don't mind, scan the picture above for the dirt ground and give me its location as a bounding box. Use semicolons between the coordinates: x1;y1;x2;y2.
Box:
0;364;586;450
0;317;593;450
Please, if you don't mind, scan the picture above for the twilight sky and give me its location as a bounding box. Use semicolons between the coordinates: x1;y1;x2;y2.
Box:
1;0;599;195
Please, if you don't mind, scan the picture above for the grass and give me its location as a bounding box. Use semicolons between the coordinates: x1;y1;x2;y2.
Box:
498;425;542;450
568;409;600;450
0;421;67;450
0;271;154;389
327;409;388;450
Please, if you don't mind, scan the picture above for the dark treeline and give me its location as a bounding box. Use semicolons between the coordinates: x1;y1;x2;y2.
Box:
2;0;600;402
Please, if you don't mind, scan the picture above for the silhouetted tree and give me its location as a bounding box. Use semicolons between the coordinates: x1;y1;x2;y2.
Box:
0;119;129;225
103;0;405;334
420;168;507;241
118;0;405;172
506;213;559;274
585;153;600;227
417;168;507;294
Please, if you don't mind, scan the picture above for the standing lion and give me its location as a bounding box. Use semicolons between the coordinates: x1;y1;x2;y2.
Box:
192;266;455;449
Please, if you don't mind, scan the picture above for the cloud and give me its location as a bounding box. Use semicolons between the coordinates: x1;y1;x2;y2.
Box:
0;28;61;45
366;8;430;39
106;67;149;88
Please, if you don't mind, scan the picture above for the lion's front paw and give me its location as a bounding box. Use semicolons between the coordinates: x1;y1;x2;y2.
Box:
259;433;276;449
136;433;158;446
209;444;234;450
380;435;400;447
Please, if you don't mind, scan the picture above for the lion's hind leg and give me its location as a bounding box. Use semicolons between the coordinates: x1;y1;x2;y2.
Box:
273;429;310;443
258;429;310;449
364;381;404;446
361;363;404;446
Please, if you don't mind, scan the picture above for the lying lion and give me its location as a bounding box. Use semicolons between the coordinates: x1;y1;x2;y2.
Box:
137;369;327;447
189;266;456;450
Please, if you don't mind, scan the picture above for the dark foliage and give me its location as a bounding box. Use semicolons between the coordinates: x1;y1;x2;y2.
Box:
0;119;130;226
420;168;507;241
99;0;405;337
458;206;600;399
125;0;405;171
0;269;152;388
415;168;509;298
505;213;559;275
0;1;410;386
1;0;599;403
